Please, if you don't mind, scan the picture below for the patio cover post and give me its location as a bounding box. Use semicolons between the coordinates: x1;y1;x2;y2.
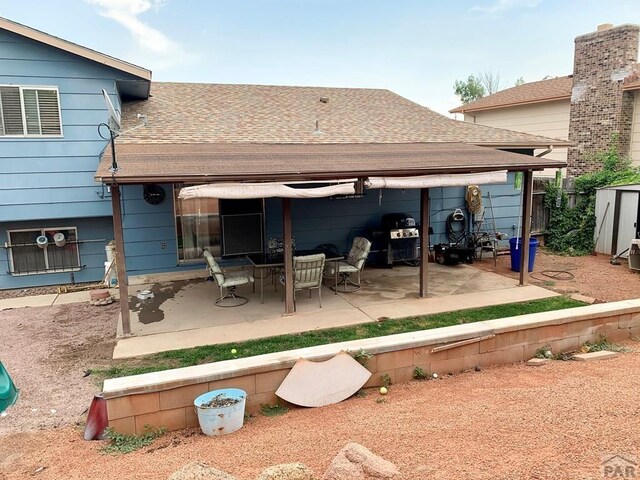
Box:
282;198;295;314
111;184;131;335
419;188;430;297
519;170;534;286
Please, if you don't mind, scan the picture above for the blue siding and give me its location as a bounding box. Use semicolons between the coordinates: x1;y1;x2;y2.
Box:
265;173;523;253
119;176;524;276
265;190;420;253
120;184;196;276
0;217;113;289
0;28;141;223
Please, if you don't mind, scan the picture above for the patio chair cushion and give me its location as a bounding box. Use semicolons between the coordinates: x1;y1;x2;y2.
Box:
325;261;360;276
204;250;253;287
220;272;254;288
346;237;372;270
293;254;325;287
281;254;326;290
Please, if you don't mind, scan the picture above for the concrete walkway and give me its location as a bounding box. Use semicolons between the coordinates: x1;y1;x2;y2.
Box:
0;289;117;311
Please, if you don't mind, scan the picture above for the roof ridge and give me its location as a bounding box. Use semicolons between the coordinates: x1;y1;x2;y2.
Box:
151;81;392;92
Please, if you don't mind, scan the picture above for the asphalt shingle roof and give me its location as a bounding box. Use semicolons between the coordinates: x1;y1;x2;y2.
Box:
118;82;568;147
450;76;573;114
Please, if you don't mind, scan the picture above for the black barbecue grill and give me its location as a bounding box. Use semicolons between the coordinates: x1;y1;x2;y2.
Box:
380;213;420;266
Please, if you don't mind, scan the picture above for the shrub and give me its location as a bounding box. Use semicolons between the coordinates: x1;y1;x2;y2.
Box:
544;139;640;255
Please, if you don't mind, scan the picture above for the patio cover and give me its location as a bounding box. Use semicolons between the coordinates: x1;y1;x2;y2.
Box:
95;142;566;184
179;181;355;199
366;170;507;189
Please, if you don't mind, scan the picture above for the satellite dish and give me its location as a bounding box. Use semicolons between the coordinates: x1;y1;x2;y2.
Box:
101;88;121;134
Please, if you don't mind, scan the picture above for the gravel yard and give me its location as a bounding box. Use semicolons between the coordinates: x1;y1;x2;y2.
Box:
0;303;118;436
1;344;639;480
474;249;640;302
0;252;638;479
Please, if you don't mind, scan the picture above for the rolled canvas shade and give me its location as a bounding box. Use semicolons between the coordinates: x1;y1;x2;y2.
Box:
367;170;508;189
179;182;355;200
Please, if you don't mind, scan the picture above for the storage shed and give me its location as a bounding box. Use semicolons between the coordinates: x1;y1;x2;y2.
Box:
594;184;640;256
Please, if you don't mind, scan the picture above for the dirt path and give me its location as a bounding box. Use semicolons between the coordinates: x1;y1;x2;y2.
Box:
0;303;118;435
474;249;640;302
2;344;639;480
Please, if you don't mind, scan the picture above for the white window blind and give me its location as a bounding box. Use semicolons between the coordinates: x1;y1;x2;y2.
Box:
0;86;62;136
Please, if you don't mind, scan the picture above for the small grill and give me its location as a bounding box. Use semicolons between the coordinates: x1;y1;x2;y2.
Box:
381;213;420;266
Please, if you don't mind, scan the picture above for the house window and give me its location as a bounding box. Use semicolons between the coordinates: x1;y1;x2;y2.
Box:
7;227;80;275
0;86;62;137
174;185;221;261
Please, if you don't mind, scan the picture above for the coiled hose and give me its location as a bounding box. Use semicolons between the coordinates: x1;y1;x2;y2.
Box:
446;212;467;245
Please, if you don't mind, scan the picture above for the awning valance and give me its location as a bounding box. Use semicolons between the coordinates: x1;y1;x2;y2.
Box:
179;182;355;200
366;170;508;189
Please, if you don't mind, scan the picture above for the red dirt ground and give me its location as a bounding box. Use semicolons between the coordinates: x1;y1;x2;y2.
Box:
2;343;639;480
1;249;638;478
474;249;640;302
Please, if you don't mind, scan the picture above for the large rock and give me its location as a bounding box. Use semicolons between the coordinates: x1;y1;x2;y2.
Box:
257;462;317;480
168;461;238;480
322;443;400;479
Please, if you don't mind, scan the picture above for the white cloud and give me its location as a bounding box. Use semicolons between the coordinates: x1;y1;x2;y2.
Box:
85;0;195;68
470;0;541;14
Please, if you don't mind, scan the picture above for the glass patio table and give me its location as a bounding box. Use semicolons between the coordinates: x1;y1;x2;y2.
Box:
246;249;343;304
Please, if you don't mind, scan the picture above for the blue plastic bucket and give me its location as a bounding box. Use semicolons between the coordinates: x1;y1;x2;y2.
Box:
194;388;246;436
509;237;539;272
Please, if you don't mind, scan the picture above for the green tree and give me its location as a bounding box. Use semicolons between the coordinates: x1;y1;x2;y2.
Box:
515;76;525;86
454;75;486;104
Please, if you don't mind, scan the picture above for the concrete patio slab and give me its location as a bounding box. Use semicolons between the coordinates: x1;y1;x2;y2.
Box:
113;304;373;358
112;263;561;359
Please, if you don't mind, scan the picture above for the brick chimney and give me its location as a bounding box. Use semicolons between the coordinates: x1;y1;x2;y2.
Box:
567;24;640;176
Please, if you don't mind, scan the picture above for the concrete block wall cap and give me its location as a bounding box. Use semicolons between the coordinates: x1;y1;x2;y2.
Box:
484;300;640;333
103;300;640;398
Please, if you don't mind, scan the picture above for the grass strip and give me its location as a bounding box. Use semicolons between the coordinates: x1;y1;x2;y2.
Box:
95;296;584;379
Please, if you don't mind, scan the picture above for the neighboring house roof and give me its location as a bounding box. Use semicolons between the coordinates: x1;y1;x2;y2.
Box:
96;142;567;184
119;82;568;148
0;16;151;98
450;76;573;114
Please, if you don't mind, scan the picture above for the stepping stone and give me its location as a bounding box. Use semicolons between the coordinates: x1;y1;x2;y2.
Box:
573;351;619;362
526;358;551;366
570;293;597;304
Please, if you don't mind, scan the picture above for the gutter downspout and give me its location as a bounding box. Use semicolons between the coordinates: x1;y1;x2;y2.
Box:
535;145;554;157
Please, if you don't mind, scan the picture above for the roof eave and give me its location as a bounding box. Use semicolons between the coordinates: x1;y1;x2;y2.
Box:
95;162;568;184
450;95;572;114
473;140;573;149
0;16;151;83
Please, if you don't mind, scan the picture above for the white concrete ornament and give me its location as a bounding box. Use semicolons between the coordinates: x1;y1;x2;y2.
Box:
275;351;372;408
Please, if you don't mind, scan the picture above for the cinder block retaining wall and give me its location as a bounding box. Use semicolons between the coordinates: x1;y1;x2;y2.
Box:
103;300;640;434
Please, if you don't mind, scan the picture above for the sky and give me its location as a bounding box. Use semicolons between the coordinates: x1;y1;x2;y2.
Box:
1;0;640;116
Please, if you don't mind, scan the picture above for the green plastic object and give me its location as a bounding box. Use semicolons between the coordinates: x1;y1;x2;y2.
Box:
0;362;18;413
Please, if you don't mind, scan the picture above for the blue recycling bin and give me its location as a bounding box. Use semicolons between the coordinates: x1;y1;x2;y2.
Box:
509;237;539;272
